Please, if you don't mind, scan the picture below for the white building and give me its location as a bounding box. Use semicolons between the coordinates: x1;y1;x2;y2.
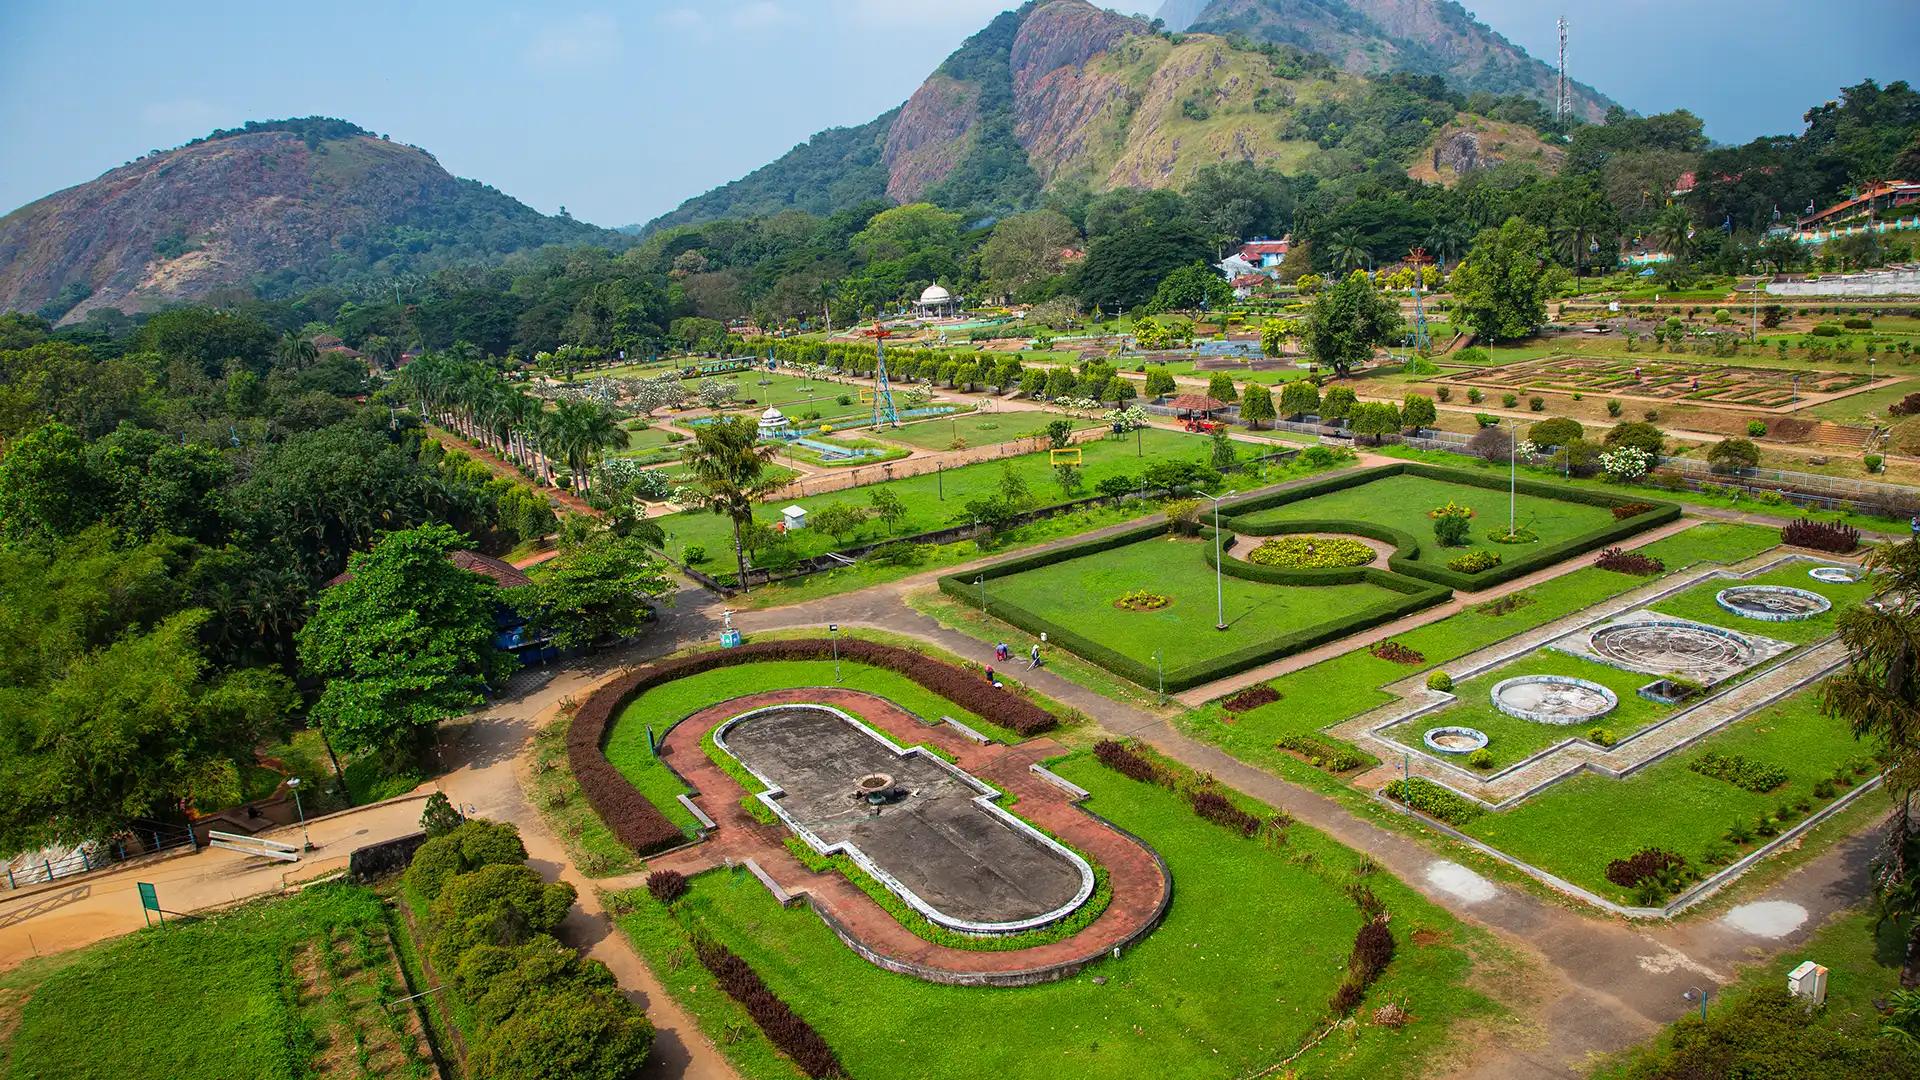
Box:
913;284;960;318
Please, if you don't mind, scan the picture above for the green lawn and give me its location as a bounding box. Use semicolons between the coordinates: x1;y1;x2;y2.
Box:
615;750;1506;1080
610;423;686;465
1460;690;1868;903
988;534;1405;671
1180;523;1782;759
1380;650;1676;769
658;427;1217;565
770;435;910;470
1232;472;1619;568
0;884;433;1080
1647;562;1873;645
878;412;1087;451
1796;375;1918;423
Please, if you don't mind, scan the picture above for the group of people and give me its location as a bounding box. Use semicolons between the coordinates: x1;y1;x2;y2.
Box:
984;640;1041;688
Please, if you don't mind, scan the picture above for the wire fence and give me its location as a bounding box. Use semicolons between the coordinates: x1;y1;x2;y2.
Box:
4;821;199;891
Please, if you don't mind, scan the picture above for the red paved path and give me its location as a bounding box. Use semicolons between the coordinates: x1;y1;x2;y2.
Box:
635;687;1170;984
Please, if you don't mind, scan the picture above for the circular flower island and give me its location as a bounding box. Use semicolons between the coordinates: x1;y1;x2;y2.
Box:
1245;535;1376;569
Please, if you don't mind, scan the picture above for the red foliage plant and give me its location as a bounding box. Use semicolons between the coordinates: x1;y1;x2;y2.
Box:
694;937;844;1078
1612;501;1657;520
646;869;688;905
1222;684;1281;713
1370;641;1425;664
1605;847;1688;888
1780;518;1859;554
1595;547;1665;575
1093;740;1164;786
1188;789;1262;837
568;639;1059;856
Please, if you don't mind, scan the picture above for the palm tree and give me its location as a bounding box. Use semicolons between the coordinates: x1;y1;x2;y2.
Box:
546;399;627;495
1824;538;1920;983
276;333;319;372
1324;230;1370;275
1651;205;1695;264
680;414;778;590
1422;220;1475;268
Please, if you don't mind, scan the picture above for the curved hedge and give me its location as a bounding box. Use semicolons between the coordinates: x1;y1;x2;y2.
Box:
1220;462;1679;592
568;639;1058;856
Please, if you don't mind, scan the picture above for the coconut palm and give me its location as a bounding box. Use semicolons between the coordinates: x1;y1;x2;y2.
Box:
1324;230;1370;275
680;414;779;590
1651;205;1695;263
276;333;319;372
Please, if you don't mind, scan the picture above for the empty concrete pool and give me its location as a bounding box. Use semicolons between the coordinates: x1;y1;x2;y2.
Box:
714;704;1094;934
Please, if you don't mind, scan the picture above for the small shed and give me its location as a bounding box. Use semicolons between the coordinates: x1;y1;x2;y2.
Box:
781;505;808;531
1166;393;1226;415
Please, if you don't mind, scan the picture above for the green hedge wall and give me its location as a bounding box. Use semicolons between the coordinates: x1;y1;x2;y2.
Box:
937;524;1449;693
1219;462;1680;592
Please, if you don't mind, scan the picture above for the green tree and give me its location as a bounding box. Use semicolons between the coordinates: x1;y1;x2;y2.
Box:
1240;383;1275;428
1205;372;1239;404
1400;393;1437;432
470;986;655;1080
296;524;512;758
1210;428;1237;470
525;534;673;650
867;486;907;534
1450;217;1564;344
427;863;576;972
679;415;779;589
808;502;869;543
1708;437;1761;473
1279;381;1320;417
1320;386;1358;420
998;462;1033;511
979;210;1078;298
1349;401;1401;445
1604;421;1667;457
0;422;100;542
1045;419;1074;449
1144;367;1177;397
1102;375;1137;405
1148;262;1234;313
1045;368;1077;399
1303;274;1401;376
1529;417;1585;448
0;608;292;849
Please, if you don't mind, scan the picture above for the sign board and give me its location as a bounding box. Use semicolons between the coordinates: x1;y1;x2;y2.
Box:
138;882;159;912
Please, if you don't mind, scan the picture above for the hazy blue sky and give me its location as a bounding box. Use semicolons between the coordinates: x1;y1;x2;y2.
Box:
1;1;1913;227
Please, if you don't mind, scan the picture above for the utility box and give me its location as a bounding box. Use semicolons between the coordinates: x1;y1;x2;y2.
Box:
781;505;808;531
1788;960;1828;1007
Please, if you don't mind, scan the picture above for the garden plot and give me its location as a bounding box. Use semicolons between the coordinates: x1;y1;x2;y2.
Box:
1443;356;1872;408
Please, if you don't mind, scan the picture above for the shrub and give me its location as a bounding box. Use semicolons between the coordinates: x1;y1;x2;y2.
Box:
1889;392;1920;416
1467;749;1495;770
421;791;465;837
1436;385;1452;402
1780;518;1859;553
1528;417;1584;448
694;938;844;1078
1866;454;1885;473
1594;546;1665;575
1383;777;1481;824
469;986;655;1080
1811;323;1842;337
1093;740;1163;785
1605;421;1665;457
683;544;708;564
1611;501;1657;520
1588;726;1616;747
1222;684;1281;713
1501;393;1519;409
1466;388;1484;404
1446;549;1502;574
1432;509;1473;547
429;864;578;972
1843;316;1873;329
1115;588;1171;611
1529;396;1546;412
1425;671;1453;692
1189;789;1262;837
1347;915;1396;987
407;820;530;902
646;869;689;905
1370;641;1425;664
1812;779;1836;799
1276;733;1373;773
1746;419;1768;437
1688;751;1789;793
1606;398;1623;417
1708;438;1761;473
1604;847;1688;889
1725;818;1754;844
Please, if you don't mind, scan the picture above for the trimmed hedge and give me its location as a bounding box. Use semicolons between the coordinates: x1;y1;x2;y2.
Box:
1218;462;1680;593
694;936;845;1078
1383;777;1482;824
568;639;1058;856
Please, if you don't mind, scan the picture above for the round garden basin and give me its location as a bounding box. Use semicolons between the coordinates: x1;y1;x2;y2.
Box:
1490;675;1619;725
1423;726;1489;754
1715;584;1831;622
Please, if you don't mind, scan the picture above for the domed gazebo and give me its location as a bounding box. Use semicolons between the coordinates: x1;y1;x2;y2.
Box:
914;284;959;318
757;406;792;439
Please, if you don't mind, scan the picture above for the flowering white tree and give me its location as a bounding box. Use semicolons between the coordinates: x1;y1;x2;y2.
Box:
1599;445;1653;481
1106;405;1150;431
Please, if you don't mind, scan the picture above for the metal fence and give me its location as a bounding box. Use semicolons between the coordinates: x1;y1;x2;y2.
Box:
4;821;198;891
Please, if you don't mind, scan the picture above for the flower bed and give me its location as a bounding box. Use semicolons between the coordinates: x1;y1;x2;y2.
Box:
1114;588;1172;611
1222;684;1281;713
1245;535;1375;569
1446;550;1502;575
1383;777;1482;825
1688;751;1789;793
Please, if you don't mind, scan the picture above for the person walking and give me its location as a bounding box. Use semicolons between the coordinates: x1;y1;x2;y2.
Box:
985;665;995;685
1028;643;1041;670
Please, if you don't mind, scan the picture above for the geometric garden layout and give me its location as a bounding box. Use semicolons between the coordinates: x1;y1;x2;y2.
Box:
1445;354;1874;407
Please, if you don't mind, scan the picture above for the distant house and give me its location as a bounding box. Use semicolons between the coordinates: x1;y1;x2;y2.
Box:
1237;237;1291;270
325;549;557;666
1217;237;1291;293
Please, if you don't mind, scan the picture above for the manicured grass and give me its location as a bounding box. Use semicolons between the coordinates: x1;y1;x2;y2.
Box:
615;750;1506;1080
1380;650;1675;768
1647;562;1873;644
0;883;433;1080
877;411;1084;450
659;427;1219;564
989;534;1405;671
1459;690;1867;903
710;369;865;415
1796;375;1918;423
1180;523;1782;761
1233;472;1618;568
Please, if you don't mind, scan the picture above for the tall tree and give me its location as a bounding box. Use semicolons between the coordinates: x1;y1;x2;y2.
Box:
1302;274;1401;377
1449;217;1563;344
296;524;512;759
679;415;779;589
525;533;673;650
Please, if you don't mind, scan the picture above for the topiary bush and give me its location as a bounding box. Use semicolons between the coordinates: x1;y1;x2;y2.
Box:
1425;670;1453;692
646;869;689;905
1446;549;1502;574
1467;748;1495;770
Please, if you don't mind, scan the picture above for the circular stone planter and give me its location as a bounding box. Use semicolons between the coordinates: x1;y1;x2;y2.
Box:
1490;675;1620;725
1809;566;1863;584
1715;584;1832;622
1588;620;1757;674
1423;726;1489;754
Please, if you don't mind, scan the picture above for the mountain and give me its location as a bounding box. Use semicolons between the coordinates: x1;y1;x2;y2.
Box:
648;0;1571;231
0;117;622;323
1169;0;1615;121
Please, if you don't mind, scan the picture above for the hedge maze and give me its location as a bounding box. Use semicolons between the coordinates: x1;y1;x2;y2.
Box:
941;464;1676;692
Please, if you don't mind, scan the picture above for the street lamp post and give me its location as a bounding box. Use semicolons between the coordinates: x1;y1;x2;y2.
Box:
1196;491;1229;631
1508;418;1518;536
286;777;313;851
1153;649;1165;705
976;573;987;615
829;623;840;683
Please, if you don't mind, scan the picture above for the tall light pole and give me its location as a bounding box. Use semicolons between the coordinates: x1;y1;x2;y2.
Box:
1153;649;1166;705
1508;418;1518;537
286;777;312;851
829;623;841;683
976;573;987;615
1196;491;1228;631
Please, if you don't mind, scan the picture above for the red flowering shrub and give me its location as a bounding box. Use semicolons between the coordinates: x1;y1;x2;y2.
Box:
1370;641;1425;664
1188;790;1261;837
694;937;843;1077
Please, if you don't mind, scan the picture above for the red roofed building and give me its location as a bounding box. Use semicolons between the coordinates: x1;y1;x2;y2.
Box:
1237;237;1291;269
